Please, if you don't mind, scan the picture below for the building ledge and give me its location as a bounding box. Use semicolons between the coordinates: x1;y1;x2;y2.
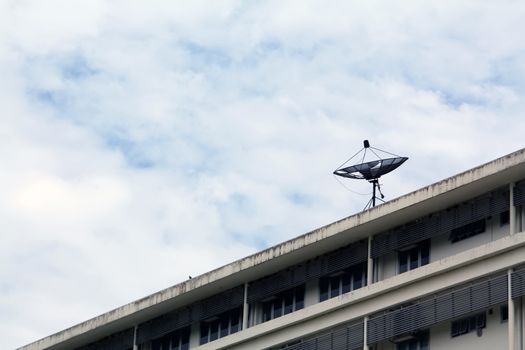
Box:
197;230;525;349
19;148;525;350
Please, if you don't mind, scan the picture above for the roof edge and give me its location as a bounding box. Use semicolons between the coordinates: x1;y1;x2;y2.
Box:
19;147;525;350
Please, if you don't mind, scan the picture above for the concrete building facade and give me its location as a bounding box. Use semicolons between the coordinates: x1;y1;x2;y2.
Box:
19;148;525;350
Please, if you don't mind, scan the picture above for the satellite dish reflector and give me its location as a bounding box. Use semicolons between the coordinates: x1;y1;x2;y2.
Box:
334;157;408;180
333;140;408;210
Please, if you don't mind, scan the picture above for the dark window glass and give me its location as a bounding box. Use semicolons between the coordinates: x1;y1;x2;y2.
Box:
180;328;190;350
200;322;209;345
320;277;329;301
500;211;510;226
449;219;486;243
260;285;306;323
420;339;429;350
330;275;340;298
399;240;430;274
399;251;408;273
476;312;486;328
273;298;283;318
451;320;459;337
152;339;162;350
263;300;272;322
354;270;363;290
469;316;477;331
220;318;229;338
230;308;240;333
200;307;242;343
396;331;429;350
295;285;305;310
209;320;219;341
320;262;368;301
409;249;419;270
501;304;509;322
153;327;189;350
172;333;181;350
283;290;294;315
421;241;430;266
342;273;351;293
451;312;486;338
458;319;468;334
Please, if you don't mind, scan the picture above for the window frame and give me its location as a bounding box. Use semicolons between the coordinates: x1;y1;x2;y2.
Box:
501;304;509;323
450;312;486;338
150;326;190;350
261;285;305;323
319;262;367;302
449;219;486;243
395;331;429;350
398;240;430;274
500;210;510;226
199;308;242;345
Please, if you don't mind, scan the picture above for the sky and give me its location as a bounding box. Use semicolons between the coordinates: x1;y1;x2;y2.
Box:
1;1;525;348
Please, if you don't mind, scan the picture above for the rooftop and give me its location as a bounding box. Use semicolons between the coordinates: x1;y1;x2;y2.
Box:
20;147;525;350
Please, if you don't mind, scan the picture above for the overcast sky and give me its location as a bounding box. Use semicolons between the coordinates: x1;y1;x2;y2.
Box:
2;1;525;348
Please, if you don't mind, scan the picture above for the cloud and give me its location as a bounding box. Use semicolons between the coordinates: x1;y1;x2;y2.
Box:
1;1;525;348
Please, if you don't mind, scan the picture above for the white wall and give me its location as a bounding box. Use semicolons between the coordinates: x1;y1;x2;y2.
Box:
430;305;508;350
378;251;398;280
431;218;509;262
517;206;521;232
305;279;319;307
371;305;509;350
189;322;200;349
376;217;510;283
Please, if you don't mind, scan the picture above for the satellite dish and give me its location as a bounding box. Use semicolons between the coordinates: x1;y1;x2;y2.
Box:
333;140;408;210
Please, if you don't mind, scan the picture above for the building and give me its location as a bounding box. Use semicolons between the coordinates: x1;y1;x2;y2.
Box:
19;148;525;350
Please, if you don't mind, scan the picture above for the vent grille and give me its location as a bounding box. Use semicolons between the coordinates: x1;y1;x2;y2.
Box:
75;328;134;350
248;240;367;304
514;181;525;207
511;269;525;299
278;321;364;350
371;188;508;259
136;285;244;345
367;273;508;344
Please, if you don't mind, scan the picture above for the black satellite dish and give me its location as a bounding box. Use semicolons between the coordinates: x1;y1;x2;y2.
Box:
333;140;408;210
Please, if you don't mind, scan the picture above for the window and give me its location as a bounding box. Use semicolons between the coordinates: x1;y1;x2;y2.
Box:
501;304;508;322
500;211;510;226
200;308;241;345
262;285;305;322
449;219;486;243
398;240;430;274
450;312;486;338
319;262;367;302
151;327;190;350
396;332;429;350
277;339;302;349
